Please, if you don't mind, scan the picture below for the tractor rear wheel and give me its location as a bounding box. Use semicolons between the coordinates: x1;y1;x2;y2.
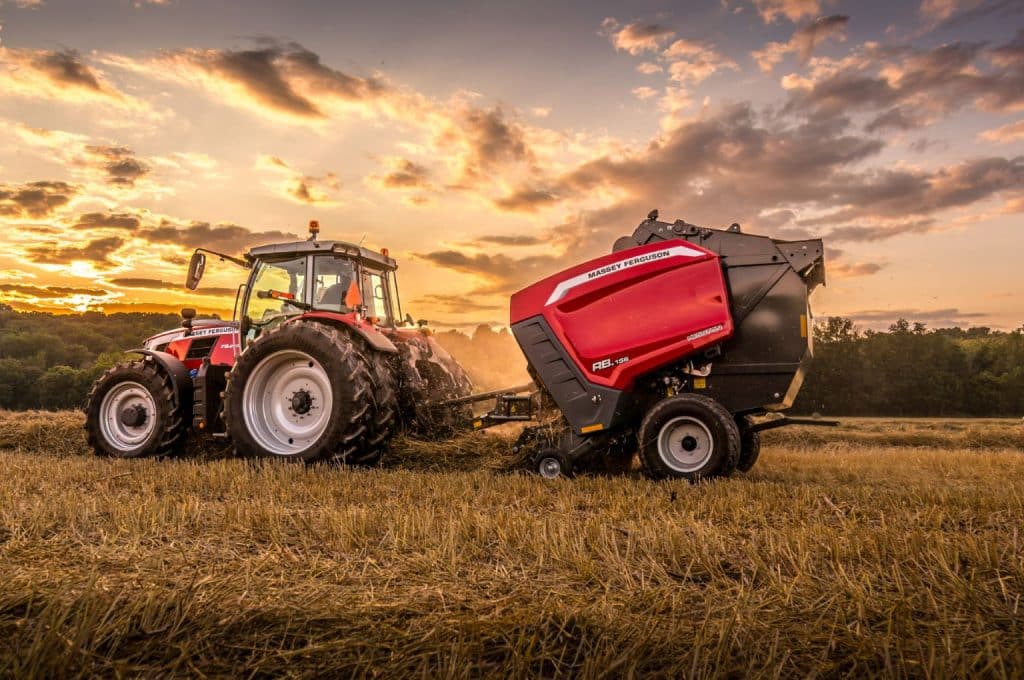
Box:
85;358;187;459
736;416;761;472
638;394;740;481
345;351;398;466
224;322;375;463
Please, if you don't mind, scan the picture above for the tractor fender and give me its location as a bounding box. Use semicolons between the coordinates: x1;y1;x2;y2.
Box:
348;324;398;354
292;313;399;354
129;349;194;409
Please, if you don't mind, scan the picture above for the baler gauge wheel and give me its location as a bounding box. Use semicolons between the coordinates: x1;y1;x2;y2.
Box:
533;448;571;479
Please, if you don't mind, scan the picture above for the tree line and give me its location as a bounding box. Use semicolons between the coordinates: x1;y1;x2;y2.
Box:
0;305;1021;416
792;317;1024;417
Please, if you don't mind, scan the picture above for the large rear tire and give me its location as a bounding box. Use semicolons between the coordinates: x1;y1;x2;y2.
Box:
85;359;187;459
346;351;398;466
224;322;375;463
397;335;473;436
638;394;740;481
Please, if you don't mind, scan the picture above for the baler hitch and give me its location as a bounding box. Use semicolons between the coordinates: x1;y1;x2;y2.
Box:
439;384;536;430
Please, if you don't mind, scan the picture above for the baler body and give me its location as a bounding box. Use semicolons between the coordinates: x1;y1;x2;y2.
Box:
510;218;825;436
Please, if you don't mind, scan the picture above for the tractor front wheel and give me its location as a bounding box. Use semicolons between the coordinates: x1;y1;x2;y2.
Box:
225;322;375;463
85;359;187;459
638;394;740;481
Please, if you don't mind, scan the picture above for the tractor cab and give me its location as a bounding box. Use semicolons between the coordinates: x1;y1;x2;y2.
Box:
186;221;404;348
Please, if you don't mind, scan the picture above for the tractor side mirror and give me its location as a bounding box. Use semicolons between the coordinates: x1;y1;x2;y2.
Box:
186;251;206;290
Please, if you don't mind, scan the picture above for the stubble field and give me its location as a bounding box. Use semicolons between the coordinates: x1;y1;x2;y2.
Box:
0;411;1021;678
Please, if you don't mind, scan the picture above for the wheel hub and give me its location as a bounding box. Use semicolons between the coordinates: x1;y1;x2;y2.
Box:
290;389;313;415
119;404;148;428
538;457;562;479
657;416;715;473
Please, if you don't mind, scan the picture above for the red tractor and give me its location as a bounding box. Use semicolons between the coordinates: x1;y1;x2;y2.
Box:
86;221;471;464
86;212;828;481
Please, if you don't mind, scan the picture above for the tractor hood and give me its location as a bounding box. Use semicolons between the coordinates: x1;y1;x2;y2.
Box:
144;319;238;350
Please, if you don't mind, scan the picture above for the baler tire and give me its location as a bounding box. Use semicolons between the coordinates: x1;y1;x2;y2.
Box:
534;448;572;479
84;359;187;459
346;350;398;467
736;417;761;473
638;394;740;482
224;322;374;464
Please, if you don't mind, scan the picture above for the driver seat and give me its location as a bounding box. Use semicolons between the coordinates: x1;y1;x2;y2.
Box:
318;279;349;310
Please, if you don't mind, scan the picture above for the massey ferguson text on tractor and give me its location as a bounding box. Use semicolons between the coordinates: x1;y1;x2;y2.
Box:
85;212;829;480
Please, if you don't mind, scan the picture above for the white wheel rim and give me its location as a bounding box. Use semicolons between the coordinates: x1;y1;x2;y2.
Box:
243;350;333;456
538;457;562;479
657;416;714;473
99;380;158;452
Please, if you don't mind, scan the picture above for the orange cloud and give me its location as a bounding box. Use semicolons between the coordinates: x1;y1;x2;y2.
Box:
752;15;849;72
0;181;78;219
600;18;675;55
632;86;659;100
0;47;151;113
663;39;739;84
6;124;200;197
255;155;340;205
367;157;435;191
979;119;1024;142
753;0;824;23
102;43;393;125
919;0;986;25
101;43;553;199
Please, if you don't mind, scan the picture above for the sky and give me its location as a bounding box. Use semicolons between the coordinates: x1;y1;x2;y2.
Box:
0;0;1022;330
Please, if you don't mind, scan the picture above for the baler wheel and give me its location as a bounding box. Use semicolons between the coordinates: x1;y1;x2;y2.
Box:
533;448;572;479
85;359;187;459
638;394;740;481
224;322;375;463
736;416;761;472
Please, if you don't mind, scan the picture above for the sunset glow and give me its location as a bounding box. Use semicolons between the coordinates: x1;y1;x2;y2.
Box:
1;0;1022;329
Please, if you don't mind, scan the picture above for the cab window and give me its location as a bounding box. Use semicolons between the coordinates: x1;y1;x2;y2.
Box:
247;257;306;322
313;257;356;312
362;270;393;324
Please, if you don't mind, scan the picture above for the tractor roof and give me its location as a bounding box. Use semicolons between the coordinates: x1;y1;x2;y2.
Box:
247;240;397;270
